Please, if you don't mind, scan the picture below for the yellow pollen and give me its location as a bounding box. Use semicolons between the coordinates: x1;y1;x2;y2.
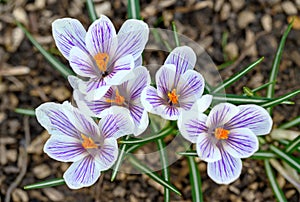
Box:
94;53;109;72
106;89;125;105
168;89;179;104
81;134;98;149
214;128;230;140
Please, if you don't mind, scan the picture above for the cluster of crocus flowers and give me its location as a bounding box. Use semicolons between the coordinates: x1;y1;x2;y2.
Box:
36;15;273;189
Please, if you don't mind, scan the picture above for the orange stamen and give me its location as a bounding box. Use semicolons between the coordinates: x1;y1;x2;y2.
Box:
214;128;230;140
81;134;98;149
94;53;109;72
106;89;125;105
168;89;179;104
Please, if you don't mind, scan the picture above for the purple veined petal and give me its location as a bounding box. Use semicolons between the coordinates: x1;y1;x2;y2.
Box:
222;128;259;159
104;54;135;85
134;56;143;67
206;103;239;129
63;155;102;189
52;18;87;60
207;149;242;184
189;95;213;113
36;102;80;139
85;15;117;57
114;19;149;61
160;105;181;121
178;110;208;143
129;102;149;136
69;47;98;78
156;64;177;98
127;66;151;101
80;78;111;101
226;105;273;136
164;46;197;85
196;133;221;162
140;86;165;115
44;135;88;162
99;106;134;139
177;69;205;110
94;137;118;171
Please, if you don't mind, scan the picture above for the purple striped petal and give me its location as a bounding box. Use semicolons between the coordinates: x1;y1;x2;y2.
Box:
141;86;165;113
129;103;149;136
226;105;273;136
44;135;88;162
196;133;221;162
114;19;149;61
63;156;102;189
52;18;87;60
178;111;208;143
134;56;143;67
85;15;117;57
69;47;98;78
207;149;242;184
156;64;176;98
81;78;111;101
36;102;80;139
222;128;259;158
94;138;118;170
177;69;205;110
206;103;239;129
99;107;134;139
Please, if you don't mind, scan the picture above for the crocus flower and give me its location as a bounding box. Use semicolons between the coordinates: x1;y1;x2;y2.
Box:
141;46;205;120
36;102;134;189
73;66;151;136
52;15;149;100
178;101;272;184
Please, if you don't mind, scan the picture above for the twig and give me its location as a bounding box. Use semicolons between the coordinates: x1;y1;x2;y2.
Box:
5;116;30;202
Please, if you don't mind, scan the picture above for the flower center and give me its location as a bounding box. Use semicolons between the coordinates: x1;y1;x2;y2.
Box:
94;53;109;72
214;128;230;140
81;134;98;149
168;89;179;105
106;89;125;105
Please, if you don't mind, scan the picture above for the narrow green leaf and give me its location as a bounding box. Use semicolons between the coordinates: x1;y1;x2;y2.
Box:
156;139;170;202
278;139;300;153
212;57;264;93
177;150;197;156
15;108;36;116
279;116;300;129
270;145;300;172
252;81;276;93
243;87;254;96
86;0;98;22
127;0;140;19
285;136;300;154
187;156;203;202
266;20;294;114
217;60;235;70
128;155;181;196
260;90;300;108
264;160;288;202
171;21;180;47
16;21;74;79
24;178;65;190
119;127;175;144
221;31;229;61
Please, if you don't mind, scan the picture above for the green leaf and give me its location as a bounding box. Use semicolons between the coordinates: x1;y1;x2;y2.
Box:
278;139;300;153
128;155;181;196
24;178;65;190
252;81;276;94
16;21;74;79
187;156;203;202
243;87;254;96
127;0;140;19
285;136;300;154
264;160;288;202
212;57;264;93
279;116;300;129
86;0;98;22
171;21;180;47
260;90;300;108
156;139;170;202
266;20;294;114
270;145;300;172
15;108;36;116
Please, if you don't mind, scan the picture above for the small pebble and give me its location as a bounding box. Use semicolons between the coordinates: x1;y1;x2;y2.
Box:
282;1;298;15
12;188;29;202
238;11;256;29
42;188;64;202
33;164;52;179
261;14;272;32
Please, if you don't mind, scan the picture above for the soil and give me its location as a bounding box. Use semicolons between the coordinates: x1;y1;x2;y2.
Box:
0;0;299;202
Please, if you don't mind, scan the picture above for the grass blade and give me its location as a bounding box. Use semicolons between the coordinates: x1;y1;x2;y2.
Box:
212;57;264;93
128;155;181;196
86;0;98;22
171;21;180;47
128;0;140;19
16;21;74;79
15;108;36;116
187;156;203;202
270;145;300;172
260;90;300;108
266;20;294;114
279;116;300;129
264;160;288;202
285;136;300;154
24;178;65;189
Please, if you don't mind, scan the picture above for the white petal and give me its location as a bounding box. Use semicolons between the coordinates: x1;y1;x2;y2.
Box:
189;94;213;113
206;103;239;128
196;133;221;162
94;138;118;170
155;64;176;98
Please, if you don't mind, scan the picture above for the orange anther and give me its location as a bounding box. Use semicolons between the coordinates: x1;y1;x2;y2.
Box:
94;53;109;72
214;128;230;140
81;134;98;149
168;89;179;105
106;89;125;105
